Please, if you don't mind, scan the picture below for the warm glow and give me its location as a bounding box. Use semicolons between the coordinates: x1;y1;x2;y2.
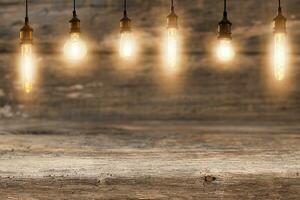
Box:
64;33;87;61
120;31;134;58
166;28;178;67
216;38;235;62
273;33;287;81
20;44;34;93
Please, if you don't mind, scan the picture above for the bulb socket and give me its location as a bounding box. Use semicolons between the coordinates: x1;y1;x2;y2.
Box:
218;12;232;39
167;10;178;29
69;11;81;34
274;10;287;34
20;17;33;44
120;16;131;33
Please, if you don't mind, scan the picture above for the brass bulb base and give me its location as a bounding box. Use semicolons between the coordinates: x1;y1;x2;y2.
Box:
167;10;178;29
274;10;287;34
20;17;33;45
120;16;131;33
218;12;232;39
69;11;81;34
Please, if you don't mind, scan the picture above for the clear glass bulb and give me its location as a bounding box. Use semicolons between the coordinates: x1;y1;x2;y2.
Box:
273;33;287;81
21;44;34;93
120;31;134;58
216;38;235;62
64;33;87;61
166;28;178;67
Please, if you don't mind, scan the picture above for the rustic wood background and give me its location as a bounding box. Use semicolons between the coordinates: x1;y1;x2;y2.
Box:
0;0;298;122
0;1;299;199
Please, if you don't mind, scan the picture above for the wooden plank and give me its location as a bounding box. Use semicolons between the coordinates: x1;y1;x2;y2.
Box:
0;121;299;199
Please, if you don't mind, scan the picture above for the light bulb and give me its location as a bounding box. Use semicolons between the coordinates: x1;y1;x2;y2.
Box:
20;6;34;94
217;0;234;63
273;33;287;81
20;43;34;93
272;0;288;81
216;38;235;62
120;31;134;58
166;0;179;68
64;33;87;61
166;28;178;67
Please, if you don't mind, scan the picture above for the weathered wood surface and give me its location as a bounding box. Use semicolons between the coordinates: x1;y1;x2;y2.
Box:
0;0;298;122
0;121;299;199
1;53;299;122
0;1;299;199
0;0;300;53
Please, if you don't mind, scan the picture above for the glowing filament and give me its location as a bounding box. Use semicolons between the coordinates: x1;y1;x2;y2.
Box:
216;39;235;62
166;28;178;67
273;33;287;81
64;33;87;61
120;32;134;58
21;44;34;93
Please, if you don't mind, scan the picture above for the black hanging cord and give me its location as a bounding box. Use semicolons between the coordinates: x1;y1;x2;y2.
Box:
124;0;127;17
26;0;28;18
223;0;227;17
278;0;282;13
279;0;281;8
25;0;29;23
73;0;77;16
171;0;174;12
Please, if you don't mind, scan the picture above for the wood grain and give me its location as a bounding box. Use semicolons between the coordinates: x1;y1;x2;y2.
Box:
0;121;299;199
0;1;299;199
0;0;298;122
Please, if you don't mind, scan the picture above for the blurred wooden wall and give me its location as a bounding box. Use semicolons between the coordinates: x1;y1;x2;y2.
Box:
0;0;299;122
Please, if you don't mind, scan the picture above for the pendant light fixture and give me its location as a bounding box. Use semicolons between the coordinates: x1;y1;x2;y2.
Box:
165;0;179;67
119;0;135;59
64;0;87;61
216;0;235;62
273;0;287;81
20;0;35;93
